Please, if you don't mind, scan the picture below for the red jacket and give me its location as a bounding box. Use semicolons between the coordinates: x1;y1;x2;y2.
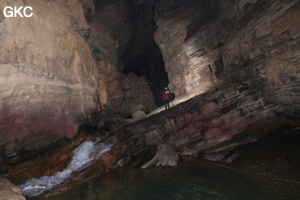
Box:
162;90;171;99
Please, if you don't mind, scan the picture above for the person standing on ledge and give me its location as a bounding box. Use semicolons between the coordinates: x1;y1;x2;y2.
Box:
162;87;171;110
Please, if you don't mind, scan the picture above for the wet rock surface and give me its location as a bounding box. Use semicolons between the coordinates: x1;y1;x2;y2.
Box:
229;128;300;181
1;0;299;166
1;103;299;198
1;125;145;198
5;129;99;184
141;144;178;168
0;0;299;198
126;87;300;161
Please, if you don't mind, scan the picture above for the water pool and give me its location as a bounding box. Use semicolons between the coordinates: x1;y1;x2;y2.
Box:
34;157;300;200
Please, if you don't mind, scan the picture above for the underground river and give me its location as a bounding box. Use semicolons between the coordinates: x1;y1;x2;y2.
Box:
27;157;300;200
21;129;300;200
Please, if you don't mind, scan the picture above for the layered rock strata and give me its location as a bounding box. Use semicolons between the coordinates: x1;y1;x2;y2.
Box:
1;0;300;197
145;0;300;163
0;0;156;163
0;0;100;159
121;0;169;105
154;0;300;120
81;0;157;116
4;127;137;198
126;88;300;167
3;88;300;198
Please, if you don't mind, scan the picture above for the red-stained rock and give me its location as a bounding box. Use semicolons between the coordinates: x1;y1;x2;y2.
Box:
1;0;300;197
190;111;202;121
126;85;300;164
205;128;223;139
101;154;115;167
0;0;101;159
184;121;203;136
0;0;157;162
200;101;220;118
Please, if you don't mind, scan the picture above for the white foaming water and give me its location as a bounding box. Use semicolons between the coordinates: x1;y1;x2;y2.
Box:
18;139;114;197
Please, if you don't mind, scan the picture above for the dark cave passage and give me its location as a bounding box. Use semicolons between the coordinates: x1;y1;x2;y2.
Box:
121;1;169;106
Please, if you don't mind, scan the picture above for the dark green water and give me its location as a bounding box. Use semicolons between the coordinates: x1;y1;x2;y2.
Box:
38;158;300;200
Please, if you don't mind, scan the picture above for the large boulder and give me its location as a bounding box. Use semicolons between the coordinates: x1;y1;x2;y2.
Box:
132;110;147;121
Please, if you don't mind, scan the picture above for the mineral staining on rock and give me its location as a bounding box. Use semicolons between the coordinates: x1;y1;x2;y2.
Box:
0;0;300;198
0;0;155;161
0;0;99;159
126;0;300;162
1;0;298;160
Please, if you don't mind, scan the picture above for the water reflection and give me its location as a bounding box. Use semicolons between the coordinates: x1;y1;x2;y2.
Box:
33;157;300;200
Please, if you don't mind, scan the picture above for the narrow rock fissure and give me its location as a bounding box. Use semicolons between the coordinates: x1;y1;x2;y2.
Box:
121;1;169;106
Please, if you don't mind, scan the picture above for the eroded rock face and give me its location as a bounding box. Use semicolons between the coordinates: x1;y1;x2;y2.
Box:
121;0;169;105
145;0;300;160
0;0;100;158
87;0;156;116
1;0;299;196
141;144;178;168
126;88;300;166
3;127;137;198
154;0;300;120
218;0;300;118
0;0;157;161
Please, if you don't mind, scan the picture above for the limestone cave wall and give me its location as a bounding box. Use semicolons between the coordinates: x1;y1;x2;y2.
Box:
88;0;156;116
0;0;299;195
154;0;300;119
120;0;300;164
0;0;156;161
0;0;299;169
0;0;100;157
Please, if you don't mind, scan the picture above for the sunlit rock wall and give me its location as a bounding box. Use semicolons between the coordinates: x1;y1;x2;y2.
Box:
0;0;100;157
154;0;300;119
